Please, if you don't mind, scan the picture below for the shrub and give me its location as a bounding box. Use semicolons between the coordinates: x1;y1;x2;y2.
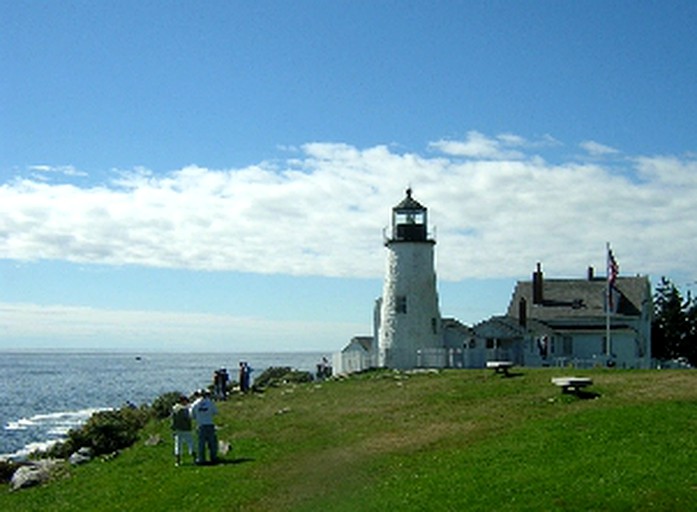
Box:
84;408;148;455
253;367;313;390
46;391;183;460
50;405;150;458
0;459;18;483
151;391;184;419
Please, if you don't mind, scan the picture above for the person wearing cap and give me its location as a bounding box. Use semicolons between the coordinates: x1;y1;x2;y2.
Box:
190;389;218;464
171;394;195;466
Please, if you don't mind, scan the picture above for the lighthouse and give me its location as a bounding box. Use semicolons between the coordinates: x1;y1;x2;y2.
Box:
377;189;442;369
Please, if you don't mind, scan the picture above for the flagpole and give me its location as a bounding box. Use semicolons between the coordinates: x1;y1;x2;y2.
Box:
605;242;611;357
605;242;621;362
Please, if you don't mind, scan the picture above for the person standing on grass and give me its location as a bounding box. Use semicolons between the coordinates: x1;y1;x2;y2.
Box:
239;361;253;392
171;395;195;466
190;389;218;464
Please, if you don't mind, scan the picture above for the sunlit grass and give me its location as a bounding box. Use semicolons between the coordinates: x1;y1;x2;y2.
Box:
2;369;695;511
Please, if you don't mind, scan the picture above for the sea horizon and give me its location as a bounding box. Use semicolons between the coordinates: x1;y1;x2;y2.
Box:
0;347;334;354
0;350;329;460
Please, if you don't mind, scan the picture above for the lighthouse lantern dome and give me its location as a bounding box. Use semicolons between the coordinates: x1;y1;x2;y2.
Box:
390;188;429;242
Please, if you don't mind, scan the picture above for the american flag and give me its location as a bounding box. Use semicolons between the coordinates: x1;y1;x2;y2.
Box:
607;246;619;310
608;247;619;286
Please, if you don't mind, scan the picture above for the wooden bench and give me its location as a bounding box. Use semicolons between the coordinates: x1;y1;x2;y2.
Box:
551;377;593;394
487;361;514;376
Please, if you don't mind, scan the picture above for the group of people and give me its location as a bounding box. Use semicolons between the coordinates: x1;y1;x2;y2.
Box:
316;356;332;380
170;361;256;466
238;361;252;393
211;363;253;401
170;389;219;466
213;368;229;400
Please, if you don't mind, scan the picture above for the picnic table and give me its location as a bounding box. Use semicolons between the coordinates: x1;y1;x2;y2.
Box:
486;361;514;376
551;376;593;394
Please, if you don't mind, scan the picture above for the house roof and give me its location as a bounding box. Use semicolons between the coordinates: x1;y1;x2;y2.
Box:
341;336;373;353
442;317;472;333
507;275;651;324
472;315;553;338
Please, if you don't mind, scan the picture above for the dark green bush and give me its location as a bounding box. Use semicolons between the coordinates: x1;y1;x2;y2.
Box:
83;408;148;454
46;391;186;460
151;391;184;419
0;459;18;483
50;405;150;458
253;367;313;390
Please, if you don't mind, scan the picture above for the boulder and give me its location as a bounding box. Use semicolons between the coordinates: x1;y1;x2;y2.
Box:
10;460;62;492
69;446;94;466
218;440;231;456
144;434;161;446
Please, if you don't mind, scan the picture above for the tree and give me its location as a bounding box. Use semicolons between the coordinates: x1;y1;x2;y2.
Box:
684;292;697;366
652;277;697;366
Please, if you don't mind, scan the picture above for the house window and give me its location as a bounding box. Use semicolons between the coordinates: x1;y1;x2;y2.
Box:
486;338;496;349
562;336;573;356
431;317;438;334
395;296;407;314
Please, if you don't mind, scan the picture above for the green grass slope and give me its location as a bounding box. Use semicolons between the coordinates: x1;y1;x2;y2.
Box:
2;369;695;511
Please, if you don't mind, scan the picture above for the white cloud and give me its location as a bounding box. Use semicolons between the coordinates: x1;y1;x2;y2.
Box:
580;140;620;157
1;133;697;282
429;131;526;160
28;164;87;177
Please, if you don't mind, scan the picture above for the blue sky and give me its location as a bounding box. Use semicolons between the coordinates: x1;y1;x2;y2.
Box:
2;1;696;352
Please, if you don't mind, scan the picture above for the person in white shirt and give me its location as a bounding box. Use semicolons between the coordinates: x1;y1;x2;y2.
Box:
190;389;219;464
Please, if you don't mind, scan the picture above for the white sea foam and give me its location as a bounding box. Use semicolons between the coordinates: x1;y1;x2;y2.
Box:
1;440;62;461
2;407;110;461
4;407;108;432
5;418;34;431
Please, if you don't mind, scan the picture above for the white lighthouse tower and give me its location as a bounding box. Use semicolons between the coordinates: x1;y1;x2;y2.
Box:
378;189;442;369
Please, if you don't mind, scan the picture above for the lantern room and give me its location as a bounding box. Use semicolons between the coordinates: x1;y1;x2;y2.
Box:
388;188;432;243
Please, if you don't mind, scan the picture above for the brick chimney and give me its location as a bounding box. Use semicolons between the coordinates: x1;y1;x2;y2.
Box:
532;262;544;305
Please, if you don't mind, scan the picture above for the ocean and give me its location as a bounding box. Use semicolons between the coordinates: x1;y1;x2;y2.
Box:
0;351;327;460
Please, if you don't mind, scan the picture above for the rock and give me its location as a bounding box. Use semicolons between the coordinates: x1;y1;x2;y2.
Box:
218;440;231;456
11;466;47;491
69;446;94;466
101;450;120;462
10;460;62;492
144;434;161;446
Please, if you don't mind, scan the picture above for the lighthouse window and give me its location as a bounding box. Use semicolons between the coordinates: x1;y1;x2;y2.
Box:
395;296;407;314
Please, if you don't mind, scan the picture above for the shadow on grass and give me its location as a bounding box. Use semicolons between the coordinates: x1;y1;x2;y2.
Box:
218;457;255;465
562;390;602;400
489;371;525;379
190;457;255;467
575;390;601;400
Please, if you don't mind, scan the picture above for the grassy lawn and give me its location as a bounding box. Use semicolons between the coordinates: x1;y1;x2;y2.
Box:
2;369;695;511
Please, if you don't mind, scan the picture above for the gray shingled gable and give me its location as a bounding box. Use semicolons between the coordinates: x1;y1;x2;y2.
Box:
473;315;552;337
507;275;650;322
342;336;373;353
